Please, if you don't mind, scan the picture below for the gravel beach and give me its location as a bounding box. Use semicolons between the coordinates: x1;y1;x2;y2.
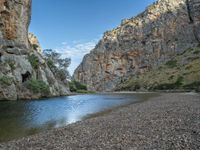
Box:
0;93;199;150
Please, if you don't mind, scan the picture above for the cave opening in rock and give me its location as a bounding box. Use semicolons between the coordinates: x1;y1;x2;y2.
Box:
22;71;31;83
0;52;2;62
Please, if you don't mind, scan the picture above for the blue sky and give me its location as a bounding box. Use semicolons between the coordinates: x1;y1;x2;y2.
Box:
29;0;156;75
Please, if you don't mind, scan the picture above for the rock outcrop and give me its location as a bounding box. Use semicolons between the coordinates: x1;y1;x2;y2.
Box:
116;45;200;92
0;0;69;100
74;0;200;91
28;33;42;53
0;0;31;48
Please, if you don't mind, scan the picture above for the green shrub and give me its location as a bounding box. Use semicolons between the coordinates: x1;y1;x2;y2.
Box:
168;75;174;80
130;82;141;91
28;55;39;69
69;80;87;92
153;76;183;90
76;90;88;94
0;76;13;86
47;59;55;70
69;82;77;92
5;59;15;70
76;90;95;94
183;81;200;92
187;56;200;61
185;65;192;70
176;76;184;86
32;44;39;51
193;50;200;55
26;79;50;94
165;60;177;68
117;80;141;91
153;83;175;90
74;80;87;90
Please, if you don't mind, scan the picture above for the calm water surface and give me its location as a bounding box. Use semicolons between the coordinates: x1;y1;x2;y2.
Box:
0;93;156;142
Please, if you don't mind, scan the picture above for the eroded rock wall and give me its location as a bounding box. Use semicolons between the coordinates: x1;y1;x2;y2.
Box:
74;0;200;91
0;0;69;100
0;0;31;48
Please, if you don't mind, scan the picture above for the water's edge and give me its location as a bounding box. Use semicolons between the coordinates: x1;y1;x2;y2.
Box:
0;93;159;142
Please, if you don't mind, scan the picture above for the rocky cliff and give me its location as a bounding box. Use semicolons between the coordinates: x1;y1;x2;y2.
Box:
0;0;31;48
28;33;42;53
0;0;69;100
116;44;200;92
74;0;200;91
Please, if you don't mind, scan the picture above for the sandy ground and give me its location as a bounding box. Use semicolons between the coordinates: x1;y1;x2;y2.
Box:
0;93;199;150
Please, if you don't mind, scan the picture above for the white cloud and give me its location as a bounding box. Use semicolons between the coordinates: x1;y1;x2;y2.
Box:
61;42;67;45
55;39;99;75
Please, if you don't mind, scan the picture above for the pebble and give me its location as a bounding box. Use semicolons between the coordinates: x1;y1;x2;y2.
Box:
0;93;199;150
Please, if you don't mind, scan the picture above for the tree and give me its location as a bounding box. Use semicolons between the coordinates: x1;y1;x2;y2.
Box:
43;49;71;81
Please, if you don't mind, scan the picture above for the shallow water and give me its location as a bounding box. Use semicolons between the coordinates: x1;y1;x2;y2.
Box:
0;93;156;142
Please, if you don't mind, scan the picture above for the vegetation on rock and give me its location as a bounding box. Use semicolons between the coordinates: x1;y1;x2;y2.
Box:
116;45;200;92
0;76;13;86
4;59;16;70
28;54;40;69
25;79;50;94
43;49;71;81
165;60;177;68
69;80;88;93
32;44;39;51
183;81;200;92
152;76;183;90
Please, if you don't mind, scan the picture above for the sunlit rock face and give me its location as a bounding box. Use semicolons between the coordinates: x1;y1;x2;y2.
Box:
28;33;42;53
74;0;200;91
0;0;31;48
0;0;69;100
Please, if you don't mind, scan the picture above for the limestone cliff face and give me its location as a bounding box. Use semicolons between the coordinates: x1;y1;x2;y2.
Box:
0;0;31;48
74;0;200;91
0;0;69;100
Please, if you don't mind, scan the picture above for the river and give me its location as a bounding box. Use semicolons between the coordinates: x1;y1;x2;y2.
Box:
0;93;156;142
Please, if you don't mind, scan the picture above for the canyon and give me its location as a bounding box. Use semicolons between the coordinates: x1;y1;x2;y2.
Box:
74;0;200;91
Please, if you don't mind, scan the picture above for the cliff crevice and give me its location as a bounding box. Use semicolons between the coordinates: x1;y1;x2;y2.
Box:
186;0;200;42
186;0;194;23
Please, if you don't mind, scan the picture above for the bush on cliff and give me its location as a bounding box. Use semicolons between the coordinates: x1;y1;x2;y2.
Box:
150;76;184;90
0;76;13;86
26;79;50;94
5;59;16;70
165;60;177;68
32;44;39;51
28;54;39;69
183;81;200;92
69;80;87;92
117;45;200;92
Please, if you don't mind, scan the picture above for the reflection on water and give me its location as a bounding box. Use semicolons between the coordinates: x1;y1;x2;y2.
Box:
0;93;156;142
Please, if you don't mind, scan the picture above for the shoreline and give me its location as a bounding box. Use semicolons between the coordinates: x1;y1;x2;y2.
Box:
0;93;199;149
1;90;198;101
